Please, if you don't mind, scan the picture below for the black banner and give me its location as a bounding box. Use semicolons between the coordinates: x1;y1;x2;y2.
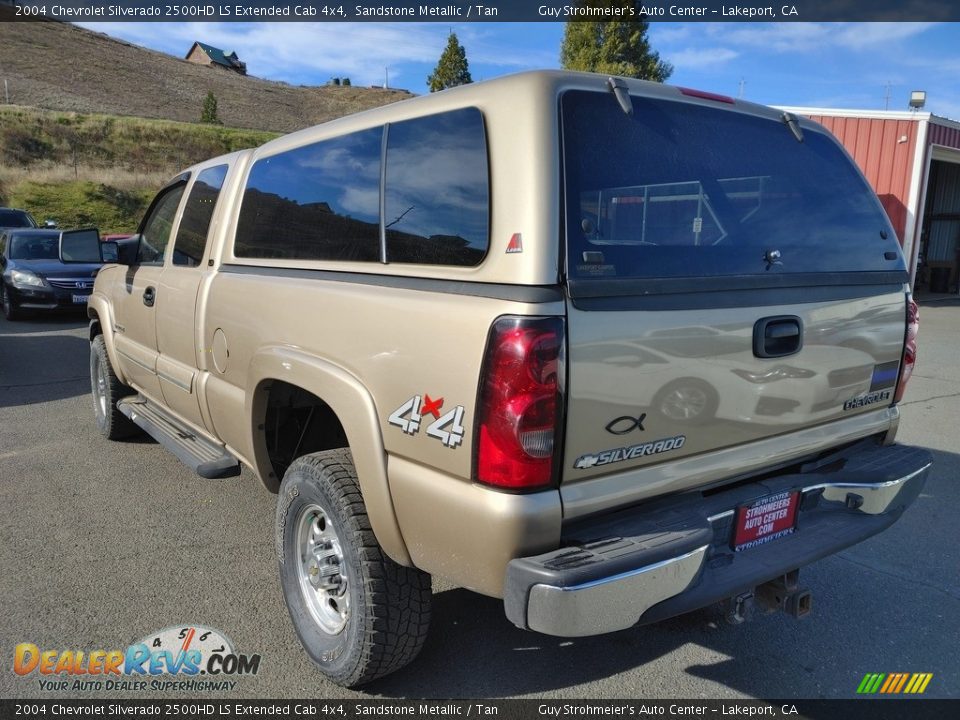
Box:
1;0;960;23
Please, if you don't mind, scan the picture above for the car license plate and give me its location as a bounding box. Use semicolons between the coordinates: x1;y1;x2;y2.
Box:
732;490;800;552
72;294;89;304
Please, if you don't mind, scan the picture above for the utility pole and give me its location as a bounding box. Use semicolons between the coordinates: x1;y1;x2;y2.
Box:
384;66;388;89
738;78;745;99
884;81;892;110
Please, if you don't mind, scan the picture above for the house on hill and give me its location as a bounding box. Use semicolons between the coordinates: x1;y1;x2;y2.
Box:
185;42;247;75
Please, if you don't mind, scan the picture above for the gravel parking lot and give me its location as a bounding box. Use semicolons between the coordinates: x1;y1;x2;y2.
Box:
1;302;957;700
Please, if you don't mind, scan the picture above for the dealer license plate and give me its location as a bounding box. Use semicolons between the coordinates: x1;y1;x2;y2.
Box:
732;490;800;552
72;294;89;304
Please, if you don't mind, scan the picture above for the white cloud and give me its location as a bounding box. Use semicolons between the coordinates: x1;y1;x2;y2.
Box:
651;26;696;45
668;48;739;70
699;22;935;53
455;28;557;70
832;22;937;50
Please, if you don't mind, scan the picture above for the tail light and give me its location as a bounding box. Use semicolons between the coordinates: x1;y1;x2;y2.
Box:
474;316;565;491
894;296;919;403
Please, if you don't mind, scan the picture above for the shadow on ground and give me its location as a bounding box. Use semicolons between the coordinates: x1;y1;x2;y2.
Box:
0;314;90;407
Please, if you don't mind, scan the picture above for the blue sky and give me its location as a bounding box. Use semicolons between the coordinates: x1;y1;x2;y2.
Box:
80;22;960;119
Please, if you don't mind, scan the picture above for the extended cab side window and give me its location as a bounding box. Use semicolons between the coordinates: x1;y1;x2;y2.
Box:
235;129;382;261
172;165;229;267
384;107;489;266
138;182;187;266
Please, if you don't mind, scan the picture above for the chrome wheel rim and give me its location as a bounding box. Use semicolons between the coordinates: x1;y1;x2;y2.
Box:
661;386;708;420
92;351;108;419
296;503;349;635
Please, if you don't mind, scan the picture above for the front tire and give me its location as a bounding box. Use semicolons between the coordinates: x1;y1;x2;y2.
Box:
90;335;138;439
1;284;22;321
277;449;431;687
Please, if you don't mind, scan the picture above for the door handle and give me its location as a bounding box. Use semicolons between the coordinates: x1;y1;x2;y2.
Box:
142;286;156;307
753;316;803;358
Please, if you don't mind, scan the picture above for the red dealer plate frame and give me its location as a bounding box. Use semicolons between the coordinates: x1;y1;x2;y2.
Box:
732;490;800;552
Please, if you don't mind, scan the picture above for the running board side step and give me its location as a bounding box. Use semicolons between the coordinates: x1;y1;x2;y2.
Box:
118;397;240;479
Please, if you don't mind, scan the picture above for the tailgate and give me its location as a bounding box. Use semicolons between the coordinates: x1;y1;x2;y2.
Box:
562;290;907;483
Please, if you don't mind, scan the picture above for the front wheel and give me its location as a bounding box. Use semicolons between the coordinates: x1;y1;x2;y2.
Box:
276;449;431;687
1;284;22;321
90;335;138;439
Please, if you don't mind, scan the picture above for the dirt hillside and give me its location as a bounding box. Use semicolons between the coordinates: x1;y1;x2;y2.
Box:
0;20;414;133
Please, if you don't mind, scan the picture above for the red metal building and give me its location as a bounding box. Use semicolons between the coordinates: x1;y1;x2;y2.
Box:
778;106;960;294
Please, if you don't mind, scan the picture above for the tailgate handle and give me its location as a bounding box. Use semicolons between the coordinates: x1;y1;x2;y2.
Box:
754;316;803;358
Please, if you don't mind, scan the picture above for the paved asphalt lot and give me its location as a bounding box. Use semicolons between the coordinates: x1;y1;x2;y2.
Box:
0;301;957;701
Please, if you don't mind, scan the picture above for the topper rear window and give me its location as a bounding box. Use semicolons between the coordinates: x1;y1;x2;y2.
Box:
561;90;906;294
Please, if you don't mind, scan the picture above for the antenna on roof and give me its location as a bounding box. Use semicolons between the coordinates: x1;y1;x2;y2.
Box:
606;77;633;117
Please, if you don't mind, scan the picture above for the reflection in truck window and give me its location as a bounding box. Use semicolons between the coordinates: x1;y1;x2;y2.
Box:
235;128;382;262
138;183;187;265
173;164;229;267
562;90;904;281
384;108;489;266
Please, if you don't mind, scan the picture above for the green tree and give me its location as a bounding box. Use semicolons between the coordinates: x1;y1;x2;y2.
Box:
427;33;473;92
201;91;221;125
560;1;672;82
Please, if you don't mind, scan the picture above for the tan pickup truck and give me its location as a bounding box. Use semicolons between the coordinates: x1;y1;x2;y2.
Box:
72;71;931;687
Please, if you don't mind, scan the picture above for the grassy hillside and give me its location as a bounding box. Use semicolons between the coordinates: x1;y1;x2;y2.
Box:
0;106;278;233
0;20;416;232
0;21;413;133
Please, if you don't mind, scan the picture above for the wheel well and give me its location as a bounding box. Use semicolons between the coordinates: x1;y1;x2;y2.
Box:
262;380;349;484
89;316;102;340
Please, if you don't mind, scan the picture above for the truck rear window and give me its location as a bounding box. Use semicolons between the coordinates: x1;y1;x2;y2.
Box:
561;91;906;291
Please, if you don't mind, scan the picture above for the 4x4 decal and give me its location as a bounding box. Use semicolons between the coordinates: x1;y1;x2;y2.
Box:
388;394;466;449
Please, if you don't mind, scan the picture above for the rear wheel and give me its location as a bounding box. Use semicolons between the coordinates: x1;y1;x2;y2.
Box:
1;284;22;321
277;449;431;687
90;335;138;439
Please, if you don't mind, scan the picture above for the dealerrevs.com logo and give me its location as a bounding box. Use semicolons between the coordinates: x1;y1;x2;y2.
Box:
14;625;261;692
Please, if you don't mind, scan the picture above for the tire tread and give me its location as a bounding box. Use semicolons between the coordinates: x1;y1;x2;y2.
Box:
91;335;139;440
286;449;431;687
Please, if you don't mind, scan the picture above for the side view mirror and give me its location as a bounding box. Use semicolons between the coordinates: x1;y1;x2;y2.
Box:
101;241;119;264
116;234;140;265
59;228;104;263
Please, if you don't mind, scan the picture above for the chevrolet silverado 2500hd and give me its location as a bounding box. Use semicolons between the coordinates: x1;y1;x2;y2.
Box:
76;71;932;686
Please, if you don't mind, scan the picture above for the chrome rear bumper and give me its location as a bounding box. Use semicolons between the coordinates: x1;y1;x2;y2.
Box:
505;442;932;637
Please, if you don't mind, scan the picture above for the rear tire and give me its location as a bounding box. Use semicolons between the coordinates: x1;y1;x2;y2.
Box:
276;449;431;687
1;284;22;321
90;335;138;439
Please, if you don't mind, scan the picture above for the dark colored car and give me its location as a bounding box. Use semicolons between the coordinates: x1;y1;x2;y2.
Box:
0;207;39;232
0;229;103;320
